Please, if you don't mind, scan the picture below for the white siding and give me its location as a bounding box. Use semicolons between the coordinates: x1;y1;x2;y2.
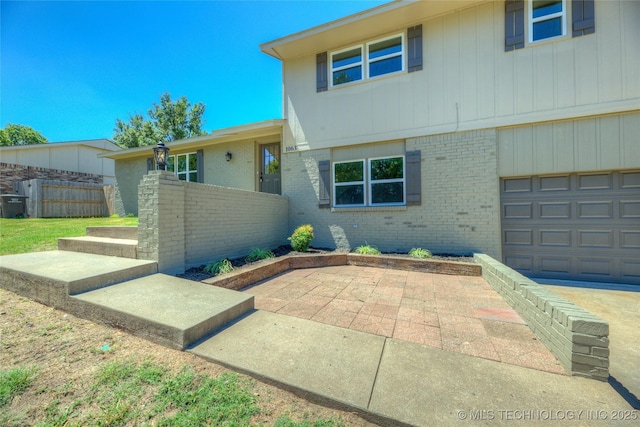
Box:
283;1;640;151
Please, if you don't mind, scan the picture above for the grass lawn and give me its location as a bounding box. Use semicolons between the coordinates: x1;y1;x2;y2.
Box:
0;217;139;255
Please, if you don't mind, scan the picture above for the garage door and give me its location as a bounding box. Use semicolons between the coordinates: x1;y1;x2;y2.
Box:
501;171;640;285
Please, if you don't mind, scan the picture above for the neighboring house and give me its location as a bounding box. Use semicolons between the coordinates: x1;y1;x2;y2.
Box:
111;0;639;286
104;120;283;217
0;139;120;193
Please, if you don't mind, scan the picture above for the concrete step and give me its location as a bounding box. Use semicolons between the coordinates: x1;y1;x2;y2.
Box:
58;236;138;259
0;251;157;308
86;226;138;240
72;274;255;349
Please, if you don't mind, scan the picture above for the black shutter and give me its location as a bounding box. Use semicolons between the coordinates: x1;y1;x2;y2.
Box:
196;149;204;183
572;0;595;37
318;160;331;208
407;25;423;73
505;0;525;51
147;158;154;171
316;52;328;92
405;150;421;206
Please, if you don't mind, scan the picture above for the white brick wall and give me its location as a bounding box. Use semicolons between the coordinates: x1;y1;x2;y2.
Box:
282;129;502;257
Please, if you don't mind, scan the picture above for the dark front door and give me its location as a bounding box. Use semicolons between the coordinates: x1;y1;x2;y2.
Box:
260;143;281;195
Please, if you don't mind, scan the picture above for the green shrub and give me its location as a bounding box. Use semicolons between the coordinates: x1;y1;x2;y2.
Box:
204;259;234;276
288;224;314;252
409;248;432;259
353;243;381;256
245;248;274;263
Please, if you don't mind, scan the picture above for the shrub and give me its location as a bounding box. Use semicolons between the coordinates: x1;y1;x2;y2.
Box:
409;248;432;259
245;248;275;263
288;224;314;252
353;243;381;256
204;259;234;276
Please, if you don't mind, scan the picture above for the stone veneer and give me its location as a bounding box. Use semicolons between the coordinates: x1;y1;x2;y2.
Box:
474;254;609;381
0;162;102;194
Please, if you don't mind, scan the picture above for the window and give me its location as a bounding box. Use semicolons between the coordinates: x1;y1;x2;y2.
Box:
529;0;566;42
161;152;198;182
333;156;405;207
330;34;404;87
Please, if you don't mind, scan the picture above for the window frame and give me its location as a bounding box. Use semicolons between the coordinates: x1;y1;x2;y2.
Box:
332;155;406;207
330;33;405;88
158;151;198;182
528;0;567;43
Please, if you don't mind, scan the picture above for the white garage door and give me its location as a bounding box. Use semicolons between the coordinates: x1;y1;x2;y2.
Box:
501;171;640;285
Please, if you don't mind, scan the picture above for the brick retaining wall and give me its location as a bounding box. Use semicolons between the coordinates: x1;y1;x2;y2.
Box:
474;254;609;381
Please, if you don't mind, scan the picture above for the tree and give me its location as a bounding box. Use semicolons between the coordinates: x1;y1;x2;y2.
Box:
0;124;48;146
113;93;206;148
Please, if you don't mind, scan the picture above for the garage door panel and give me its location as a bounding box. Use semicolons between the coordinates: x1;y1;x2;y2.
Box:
540;175;571;191
577;258;613;277
577;230;613;248
578;173;613;190
540;202;571;219
501;170;640;285
621;231;640;248
539;229;571;246
620;200;640;218
504;203;533;219
620;171;640;188
503;229;533;246
577;201;613;218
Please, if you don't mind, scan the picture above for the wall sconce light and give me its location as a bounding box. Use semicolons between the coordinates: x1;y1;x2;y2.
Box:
153;141;170;170
225;151;232;162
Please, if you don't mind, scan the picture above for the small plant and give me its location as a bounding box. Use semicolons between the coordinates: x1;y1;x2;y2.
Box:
353;243;381;256
288;224;314;252
245;248;275;263
204;259;234;276
0;366;37;408
409;248;432;259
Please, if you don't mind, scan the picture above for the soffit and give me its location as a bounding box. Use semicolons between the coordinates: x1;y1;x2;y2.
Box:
260;0;487;60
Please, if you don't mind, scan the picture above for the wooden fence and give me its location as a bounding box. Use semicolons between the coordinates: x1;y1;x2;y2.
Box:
16;179;115;218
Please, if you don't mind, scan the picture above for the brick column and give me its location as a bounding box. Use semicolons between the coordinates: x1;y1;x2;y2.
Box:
137;171;185;274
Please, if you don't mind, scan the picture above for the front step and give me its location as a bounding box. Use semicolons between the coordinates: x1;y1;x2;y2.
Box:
86;226;138;240
72;274;255;349
0;251;157;308
58;236;138;259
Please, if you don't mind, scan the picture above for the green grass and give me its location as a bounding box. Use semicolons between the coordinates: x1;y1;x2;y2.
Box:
0;367;37;408
0;217;138;255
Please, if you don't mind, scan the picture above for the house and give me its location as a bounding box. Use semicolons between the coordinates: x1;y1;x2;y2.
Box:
110;0;639;286
0;138;120;193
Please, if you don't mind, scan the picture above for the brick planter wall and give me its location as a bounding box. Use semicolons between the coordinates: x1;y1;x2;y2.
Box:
474;254;609;381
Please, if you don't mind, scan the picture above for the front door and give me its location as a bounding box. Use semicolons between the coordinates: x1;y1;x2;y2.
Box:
259;143;281;195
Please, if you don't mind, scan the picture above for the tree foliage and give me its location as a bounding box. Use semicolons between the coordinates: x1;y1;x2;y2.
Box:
0;124;48;146
113;93;206;149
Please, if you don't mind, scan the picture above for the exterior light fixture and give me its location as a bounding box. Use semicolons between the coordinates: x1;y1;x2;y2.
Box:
153;141;170;170
225;151;232;162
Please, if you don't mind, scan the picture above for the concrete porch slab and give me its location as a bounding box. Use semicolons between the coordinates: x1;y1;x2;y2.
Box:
72;273;254;349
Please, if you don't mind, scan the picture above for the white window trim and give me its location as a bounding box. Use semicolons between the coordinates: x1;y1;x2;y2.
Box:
330;33;405;88
332;156;406;207
368;156;406;207
333;159;366;207
528;0;567;44
159;152;198;182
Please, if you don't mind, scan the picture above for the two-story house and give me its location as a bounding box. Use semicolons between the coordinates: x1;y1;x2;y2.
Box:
109;0;638;286
260;0;639;285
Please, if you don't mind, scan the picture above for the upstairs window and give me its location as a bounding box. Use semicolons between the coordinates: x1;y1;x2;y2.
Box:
330;34;404;87
529;0;566;42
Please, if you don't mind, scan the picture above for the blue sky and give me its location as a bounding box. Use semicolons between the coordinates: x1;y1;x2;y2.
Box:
1;0;387;142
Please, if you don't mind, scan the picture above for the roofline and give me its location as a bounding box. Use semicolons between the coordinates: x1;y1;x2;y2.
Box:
101;119;285;160
260;0;406;60
0;138;121;152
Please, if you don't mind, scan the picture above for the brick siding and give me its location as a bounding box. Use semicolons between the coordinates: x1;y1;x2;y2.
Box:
0;162;103;194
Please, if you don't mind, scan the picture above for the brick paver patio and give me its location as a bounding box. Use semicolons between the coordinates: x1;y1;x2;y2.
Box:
242;264;567;375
